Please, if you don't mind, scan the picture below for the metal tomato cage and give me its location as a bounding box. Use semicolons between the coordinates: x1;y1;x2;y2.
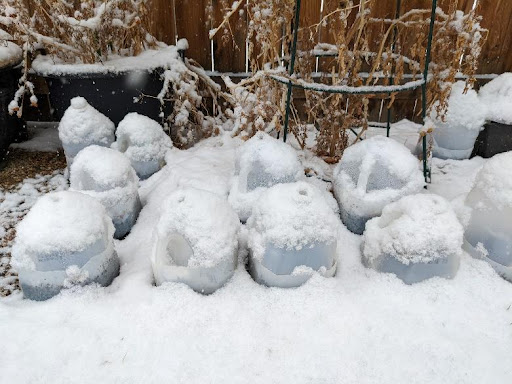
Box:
274;0;437;182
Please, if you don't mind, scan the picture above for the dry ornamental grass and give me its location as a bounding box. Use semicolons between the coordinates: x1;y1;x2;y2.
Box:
211;0;486;160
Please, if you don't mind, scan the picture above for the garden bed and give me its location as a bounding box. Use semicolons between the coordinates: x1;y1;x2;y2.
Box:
1;133;511;383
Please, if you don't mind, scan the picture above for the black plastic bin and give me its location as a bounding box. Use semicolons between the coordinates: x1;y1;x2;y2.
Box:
472;121;512;158
42;68;173;125
0;62;24;169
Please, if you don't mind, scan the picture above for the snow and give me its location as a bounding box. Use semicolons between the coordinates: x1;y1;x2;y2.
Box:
10;191;119;301
0;171;67;295
70;146;141;239
479;73;512;125
363;194;463;284
363;119;422;152
270;74;425;94
229;132;303;221
31;45;184;76
11;191;113;270
154;188;239;269
333;136;425;234
464;152;512;281
466;151;512;210
58;97;115;165
1;134;512;382
0;40;22;68
247;182;339;261
430;81;487;160
247;182;339;287
152;188;240;294
112;112;173;180
237;132;303;189
9;124;62;152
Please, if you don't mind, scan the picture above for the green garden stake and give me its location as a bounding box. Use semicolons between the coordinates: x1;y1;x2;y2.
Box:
386;0;402;138
282;0;302;143
421;0;437;183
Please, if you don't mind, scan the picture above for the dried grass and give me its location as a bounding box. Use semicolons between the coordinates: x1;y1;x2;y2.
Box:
212;0;486;160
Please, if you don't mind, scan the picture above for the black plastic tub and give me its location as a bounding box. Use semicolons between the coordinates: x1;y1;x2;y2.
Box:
0;62;24;169
42;68;173;125
472;121;512;158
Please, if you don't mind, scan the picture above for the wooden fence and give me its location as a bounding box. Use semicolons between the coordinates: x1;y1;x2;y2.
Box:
146;0;511;124
148;0;512;75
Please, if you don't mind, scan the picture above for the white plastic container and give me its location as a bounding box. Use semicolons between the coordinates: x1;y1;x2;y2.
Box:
11;191;119;301
463;152;512;281
247;182;339;288
333;136;424;234
58;97;115;167
112;112;173;180
430;81;487;160
152;188;240;294
479;72;512;125
362;194;463;284
228;132;303;222
70;146;141;239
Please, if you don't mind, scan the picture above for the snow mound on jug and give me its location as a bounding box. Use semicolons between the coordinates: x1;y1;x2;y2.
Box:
0;41;22;67
479;73;512;124
363;194;463;284
229;132;303;221
58;97;115;165
333;136;424;235
152;188;240;294
112;112;173;179
429;81;486;159
70;146;141;239
247;182;339;287
464;152;512;281
11;191;119;300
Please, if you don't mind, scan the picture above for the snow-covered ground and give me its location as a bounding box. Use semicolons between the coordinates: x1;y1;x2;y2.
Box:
10;123;62;153
1;131;512;384
0;171;67;295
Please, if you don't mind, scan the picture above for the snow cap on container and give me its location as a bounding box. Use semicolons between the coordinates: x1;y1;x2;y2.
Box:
58;97;115;146
479;73;512;125
363;193;463;266
247;181;339;262
114;112;173;163
236;131;303;192
11;191;114;271
70;145;138;192
70;146;141;239
333;135;424;234
430;81;486;132
152;188;240;293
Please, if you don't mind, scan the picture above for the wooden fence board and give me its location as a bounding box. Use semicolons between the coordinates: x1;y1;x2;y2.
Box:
213;0;247;72
318;0;362;72
175;0;212;69
298;0;322;70
477;0;512;73
147;0;176;45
